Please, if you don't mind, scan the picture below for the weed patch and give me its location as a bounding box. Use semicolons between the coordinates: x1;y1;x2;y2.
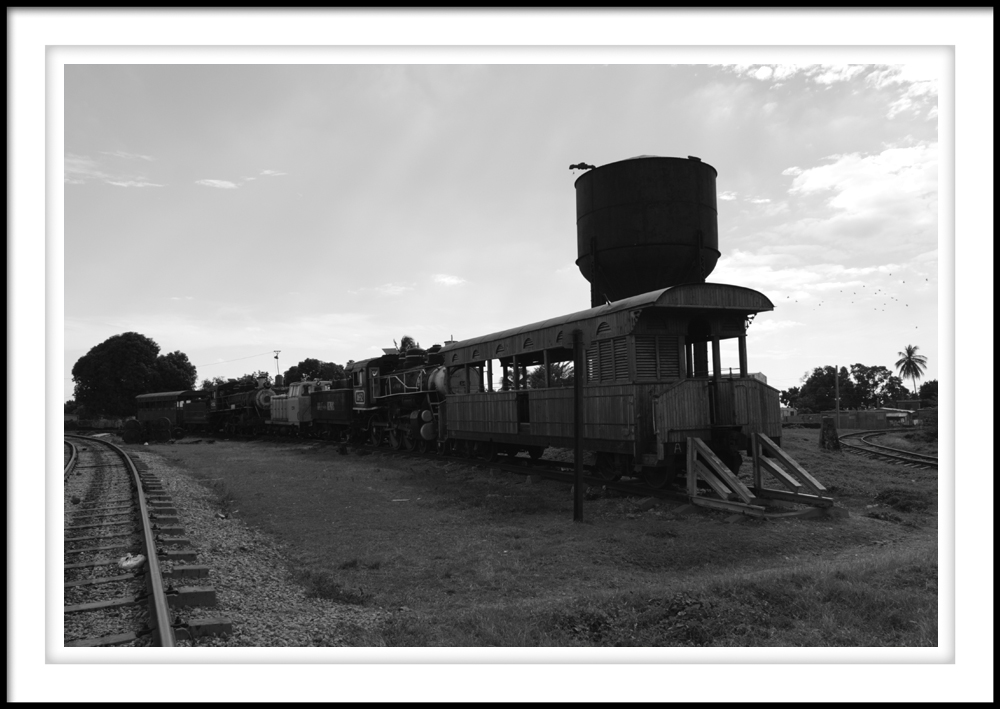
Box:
874;487;933;513
294;568;370;605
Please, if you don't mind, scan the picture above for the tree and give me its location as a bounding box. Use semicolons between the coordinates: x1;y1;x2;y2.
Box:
71;332;175;417
201;376;228;390
156;350;198;391
895;344;928;398
283;358;345;384
64;400;80;415
919;379;938;406
527;361;575;389
849;363;896;408
233;370;272;390
791;366;856;414
399;335;418;353
882;376;910;406
779;386;800;407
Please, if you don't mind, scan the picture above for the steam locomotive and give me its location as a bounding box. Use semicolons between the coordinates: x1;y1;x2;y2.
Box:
127;156;784;489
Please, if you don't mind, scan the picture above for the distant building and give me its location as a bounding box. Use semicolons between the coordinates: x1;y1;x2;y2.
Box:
780;406;796;420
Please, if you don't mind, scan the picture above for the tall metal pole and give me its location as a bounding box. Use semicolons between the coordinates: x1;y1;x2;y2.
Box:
573;329;584;522
834;363;840;428
274;350;281;377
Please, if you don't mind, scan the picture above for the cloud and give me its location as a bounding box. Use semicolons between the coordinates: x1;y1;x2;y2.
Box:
195;179;240;189
65;152;162;187
374;283;414;296
106;180;163;188
748;197;771;204
719;191;738;201
197;170;287;189
100;150;153;161
787;142;937;217
433;274;466;286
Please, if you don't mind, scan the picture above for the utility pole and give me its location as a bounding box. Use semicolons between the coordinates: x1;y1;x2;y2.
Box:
274;350;281;376
573;329;584;522
834;363;840;428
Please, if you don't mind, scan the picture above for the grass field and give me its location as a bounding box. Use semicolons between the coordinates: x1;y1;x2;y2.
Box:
130;426;939;646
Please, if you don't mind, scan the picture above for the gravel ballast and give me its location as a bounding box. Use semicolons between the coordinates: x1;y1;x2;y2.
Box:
134;450;389;647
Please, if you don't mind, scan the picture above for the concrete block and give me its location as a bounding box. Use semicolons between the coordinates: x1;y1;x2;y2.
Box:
158;536;193;547
160;549;197;562
174;617;233;640
166;564;210;579
168;585;217;608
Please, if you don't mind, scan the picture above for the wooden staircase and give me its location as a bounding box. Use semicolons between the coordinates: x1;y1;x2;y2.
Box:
685;434;838;518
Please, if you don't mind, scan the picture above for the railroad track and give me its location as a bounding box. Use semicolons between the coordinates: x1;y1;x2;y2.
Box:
838;430;938;470
63;434;176;646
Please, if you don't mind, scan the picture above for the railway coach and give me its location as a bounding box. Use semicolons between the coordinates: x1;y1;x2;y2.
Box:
431;281;781;488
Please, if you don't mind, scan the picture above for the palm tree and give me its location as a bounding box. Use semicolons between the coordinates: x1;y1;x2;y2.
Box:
895;345;928;399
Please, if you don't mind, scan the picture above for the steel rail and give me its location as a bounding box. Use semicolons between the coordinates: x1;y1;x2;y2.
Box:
838;430;937;469
859;432;938;463
64;439;79;479
65;434;175;647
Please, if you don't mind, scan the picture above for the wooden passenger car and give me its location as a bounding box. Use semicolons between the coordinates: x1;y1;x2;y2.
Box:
134;390;210;439
436;283;782;486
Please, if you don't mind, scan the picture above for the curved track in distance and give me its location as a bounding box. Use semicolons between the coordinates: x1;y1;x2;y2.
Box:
839;430;938;470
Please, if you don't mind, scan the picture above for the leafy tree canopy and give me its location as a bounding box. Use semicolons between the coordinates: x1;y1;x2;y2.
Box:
895;344;929;396
527;361;575;389
782;363;911;412
919;379;938;404
200;376;228;390
784;366;856;414
283;359;346;384
71;332;197;417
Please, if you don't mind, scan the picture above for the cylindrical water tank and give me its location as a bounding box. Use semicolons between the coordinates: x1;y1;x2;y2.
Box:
575;155;720;305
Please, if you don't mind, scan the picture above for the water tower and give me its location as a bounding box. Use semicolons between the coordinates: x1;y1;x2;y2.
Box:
575;156;720;307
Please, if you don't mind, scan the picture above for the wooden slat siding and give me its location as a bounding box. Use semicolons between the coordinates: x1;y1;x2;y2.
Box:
446;393;517;434
715;379;736;425
733;378;782;439
528;385;635;440
655;379;712;443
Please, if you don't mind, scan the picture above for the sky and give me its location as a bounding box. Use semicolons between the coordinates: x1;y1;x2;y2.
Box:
63;60;942;400
12;8;994;703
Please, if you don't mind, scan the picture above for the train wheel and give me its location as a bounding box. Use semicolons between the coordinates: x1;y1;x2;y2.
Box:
528;446;545;460
643;467;670;489
482;442;499;463
172;427;185;440
388;429;403;451
122;419;143;444
416;438;430;454
369;427;384;447
403;433;417;452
